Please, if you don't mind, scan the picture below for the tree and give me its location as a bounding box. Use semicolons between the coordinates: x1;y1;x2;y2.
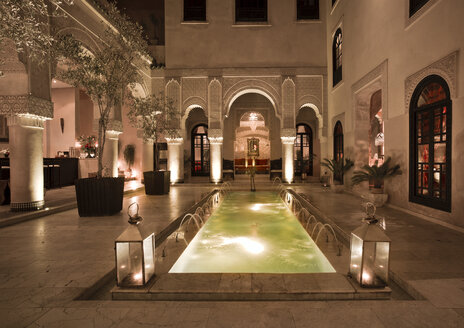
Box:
127;93;179;171
0;0;73;76
55;1;149;178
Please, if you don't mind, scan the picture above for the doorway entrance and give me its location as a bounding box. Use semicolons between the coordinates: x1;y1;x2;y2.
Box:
191;124;210;176
294;124;313;177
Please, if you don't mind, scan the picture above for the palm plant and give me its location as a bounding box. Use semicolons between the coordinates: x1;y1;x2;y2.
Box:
321;158;354;184
351;157;401;189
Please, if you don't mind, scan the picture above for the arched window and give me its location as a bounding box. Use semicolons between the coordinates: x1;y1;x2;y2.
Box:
410;0;430;17
184;0;206;21
191;124;210;176
294;124;313;176
410;75;451;212
333;121;343;161
332;28;342;86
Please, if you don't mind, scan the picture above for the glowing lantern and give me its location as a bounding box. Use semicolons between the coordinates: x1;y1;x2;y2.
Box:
349;204;390;288
115;203;155;287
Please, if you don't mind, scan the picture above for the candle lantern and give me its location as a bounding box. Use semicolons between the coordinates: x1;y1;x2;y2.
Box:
115;203;155;287
349;203;390;288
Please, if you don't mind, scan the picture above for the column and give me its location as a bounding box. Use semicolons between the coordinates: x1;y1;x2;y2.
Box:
281;130;296;184
102;130;121;177
166;137;184;184
142;138;154;173
208;129;223;184
8;115;47;211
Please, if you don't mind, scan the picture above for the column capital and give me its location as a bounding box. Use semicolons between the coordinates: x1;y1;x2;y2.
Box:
0;95;53;118
7;114;47;129
208;129;223;144
166;137;183;145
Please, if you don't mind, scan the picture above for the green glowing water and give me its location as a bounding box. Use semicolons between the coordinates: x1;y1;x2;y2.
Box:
169;191;335;273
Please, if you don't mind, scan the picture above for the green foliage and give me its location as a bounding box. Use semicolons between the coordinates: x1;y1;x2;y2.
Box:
351;157;401;188
54;1;149;177
127;93;179;170
321;158;354;183
123;144;136;169
0;0;73;76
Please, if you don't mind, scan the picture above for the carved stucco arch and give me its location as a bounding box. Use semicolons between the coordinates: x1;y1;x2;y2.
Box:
181;103;208;135
298;103;323;139
223;79;281;120
405;52;458;113
54;27;101;54
183;96;207;117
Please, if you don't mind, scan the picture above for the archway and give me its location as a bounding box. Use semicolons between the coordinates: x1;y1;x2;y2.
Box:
296;106;321;177
184;106;208;179
224;93;280;177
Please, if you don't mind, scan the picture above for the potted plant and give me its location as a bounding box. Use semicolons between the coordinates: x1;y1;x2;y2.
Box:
321;158;354;192
351;157;401;207
77;135;97;158
56;2;149;216
128;93;178;195
123;144;135;179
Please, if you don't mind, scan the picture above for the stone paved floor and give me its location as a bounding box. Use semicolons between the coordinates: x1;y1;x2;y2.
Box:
1;177;464;327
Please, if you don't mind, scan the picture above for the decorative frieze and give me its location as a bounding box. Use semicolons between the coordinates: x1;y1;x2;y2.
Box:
405;51;458;112
208;128;223;144
0;95;53;119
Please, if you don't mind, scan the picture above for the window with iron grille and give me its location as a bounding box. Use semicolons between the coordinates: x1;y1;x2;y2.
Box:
236;0;267;22
297;0;319;20
409;0;429;17
184;0;206;21
409;75;451;212
332;28;342;86
333;121;343;161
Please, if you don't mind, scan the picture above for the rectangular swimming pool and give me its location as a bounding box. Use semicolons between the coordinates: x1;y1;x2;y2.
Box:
169;191;335;273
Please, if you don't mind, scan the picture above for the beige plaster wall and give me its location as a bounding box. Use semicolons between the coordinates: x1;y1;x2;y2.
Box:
165;0;327;68
326;0;464;225
44;88;77;158
119;104;143;179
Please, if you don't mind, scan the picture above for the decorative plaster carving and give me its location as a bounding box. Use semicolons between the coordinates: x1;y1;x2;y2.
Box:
166;137;183;145
0;95;53;119
107;120;123;133
208;128;223;144
208;79;222;129
296;76;323;110
152;77;165;96
7;114;46;129
282;77;296;129
53;26;101;54
405;51;458;112
166;79;181;129
182;77;207;111
183;96;207;115
223;78;281;117
280;128;296;139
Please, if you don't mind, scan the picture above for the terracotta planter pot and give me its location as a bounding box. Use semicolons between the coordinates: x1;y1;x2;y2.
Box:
75;177;124;217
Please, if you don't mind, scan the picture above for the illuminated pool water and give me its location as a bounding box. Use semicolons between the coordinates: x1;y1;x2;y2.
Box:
169;191;335;273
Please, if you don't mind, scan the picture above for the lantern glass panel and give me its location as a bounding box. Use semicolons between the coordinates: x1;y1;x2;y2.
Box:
143;235;155;282
374;241;390;284
361;241;389;287
350;234;363;283
116;241;143;286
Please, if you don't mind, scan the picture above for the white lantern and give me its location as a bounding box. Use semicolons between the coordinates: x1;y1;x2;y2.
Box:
349;205;390;288
115;203;155;287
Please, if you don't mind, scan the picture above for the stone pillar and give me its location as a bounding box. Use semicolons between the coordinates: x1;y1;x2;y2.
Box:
208;129;223;184
166;137;184;184
142;138;154;173
281;128;296;184
102;130;121;177
8;115;47;211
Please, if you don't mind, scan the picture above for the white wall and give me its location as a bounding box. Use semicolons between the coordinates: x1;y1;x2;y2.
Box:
326;0;464;225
